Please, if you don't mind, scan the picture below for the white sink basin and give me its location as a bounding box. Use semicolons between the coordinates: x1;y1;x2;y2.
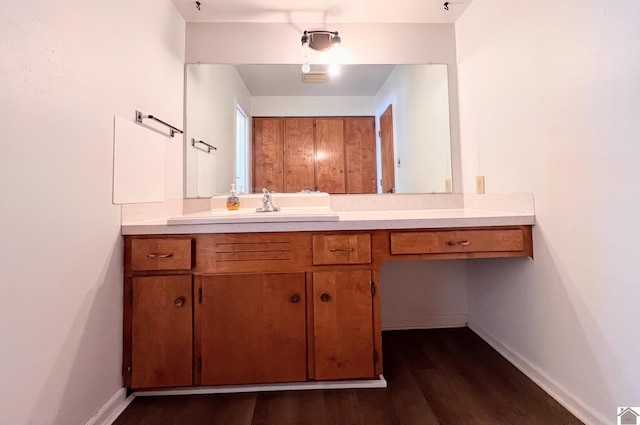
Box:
167;207;339;225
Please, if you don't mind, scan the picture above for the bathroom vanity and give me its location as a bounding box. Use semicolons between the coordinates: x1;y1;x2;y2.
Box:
121;194;534;391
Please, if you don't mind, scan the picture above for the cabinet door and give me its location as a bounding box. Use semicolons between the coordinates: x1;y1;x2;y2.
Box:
315;118;346;193
131;275;193;389
199;273;307;385
253;118;284;192
312;270;375;380
345;117;377;194
284;118;315;192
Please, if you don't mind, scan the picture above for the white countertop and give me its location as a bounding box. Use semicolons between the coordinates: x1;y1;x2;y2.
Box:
121;208;535;235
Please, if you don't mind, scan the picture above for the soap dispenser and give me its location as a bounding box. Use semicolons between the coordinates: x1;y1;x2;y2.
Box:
226;184;240;210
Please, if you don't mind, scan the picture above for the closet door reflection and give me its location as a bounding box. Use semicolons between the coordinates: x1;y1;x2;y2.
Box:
284;118;315;192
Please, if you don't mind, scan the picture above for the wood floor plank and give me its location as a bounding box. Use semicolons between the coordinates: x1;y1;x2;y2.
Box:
382;333;440;425
112;393;257;425
112;328;584;425
252;390;328;425
414;328;583;425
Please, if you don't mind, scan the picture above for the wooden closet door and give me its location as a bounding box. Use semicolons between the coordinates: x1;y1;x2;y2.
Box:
253;118;284;192
284;118;315;192
315;118;346;193
345;117;377;193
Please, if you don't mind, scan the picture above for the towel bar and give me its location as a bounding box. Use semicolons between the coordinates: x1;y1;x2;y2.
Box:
135;110;183;137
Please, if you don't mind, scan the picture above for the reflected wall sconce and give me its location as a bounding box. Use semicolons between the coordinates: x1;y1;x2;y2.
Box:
301;30;342;74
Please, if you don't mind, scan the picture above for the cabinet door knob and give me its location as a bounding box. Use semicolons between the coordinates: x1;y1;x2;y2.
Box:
290;294;300;304
320;293;330;302
174;296;186;307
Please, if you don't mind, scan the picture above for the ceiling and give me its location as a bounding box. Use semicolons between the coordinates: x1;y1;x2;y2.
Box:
234;64;396;96
172;0;473;24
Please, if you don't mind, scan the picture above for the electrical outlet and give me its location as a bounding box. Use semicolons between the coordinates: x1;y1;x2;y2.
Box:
476;176;485;194
444;178;452;192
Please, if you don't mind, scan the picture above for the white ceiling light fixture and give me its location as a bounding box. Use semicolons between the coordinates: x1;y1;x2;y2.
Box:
301;30;342;74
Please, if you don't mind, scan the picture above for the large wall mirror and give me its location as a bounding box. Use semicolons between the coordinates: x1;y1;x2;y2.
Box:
185;63;453;197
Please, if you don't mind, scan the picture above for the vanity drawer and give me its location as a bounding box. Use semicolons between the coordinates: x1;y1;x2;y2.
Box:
130;238;193;271
390;229;525;255
313;233;371;265
196;233;311;273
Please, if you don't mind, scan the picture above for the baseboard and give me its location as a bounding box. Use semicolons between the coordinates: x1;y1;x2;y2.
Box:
134;375;387;397
382;314;467;331
84;388;135;425
468;319;607;425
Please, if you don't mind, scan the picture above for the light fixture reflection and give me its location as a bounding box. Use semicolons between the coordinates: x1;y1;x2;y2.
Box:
301;30;342;76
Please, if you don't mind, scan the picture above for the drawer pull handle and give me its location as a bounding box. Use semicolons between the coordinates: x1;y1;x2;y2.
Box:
290;294;300;304
329;248;354;253
147;253;173;259
174;296;186;307
447;240;471;246
320;293;330;302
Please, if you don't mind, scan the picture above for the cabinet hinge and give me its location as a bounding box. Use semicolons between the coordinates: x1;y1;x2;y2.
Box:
198;287;202;303
198;357;202;372
370;281;376;297
129;289;133;305
373;349;378;364
127;363;132;375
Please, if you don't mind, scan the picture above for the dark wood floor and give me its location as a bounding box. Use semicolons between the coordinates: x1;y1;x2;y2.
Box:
113;328;583;425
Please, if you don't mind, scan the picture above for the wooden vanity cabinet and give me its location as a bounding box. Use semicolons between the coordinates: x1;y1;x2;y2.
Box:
123;225;533;390
129;275;193;389
310;233;377;380
123;237;195;389
197;272;307;386
311;269;376;380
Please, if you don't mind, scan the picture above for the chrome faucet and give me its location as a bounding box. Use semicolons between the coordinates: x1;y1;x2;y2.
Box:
256;188;280;212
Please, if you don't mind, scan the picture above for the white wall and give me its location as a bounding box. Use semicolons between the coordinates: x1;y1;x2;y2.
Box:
186;23;457;65
0;1;184;424
456;0;640;423
381;260;468;330
186;64;252;197
376;64;452;193
252;96;375;116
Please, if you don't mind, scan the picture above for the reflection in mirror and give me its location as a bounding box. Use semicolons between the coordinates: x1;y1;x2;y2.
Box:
185;64;452;197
